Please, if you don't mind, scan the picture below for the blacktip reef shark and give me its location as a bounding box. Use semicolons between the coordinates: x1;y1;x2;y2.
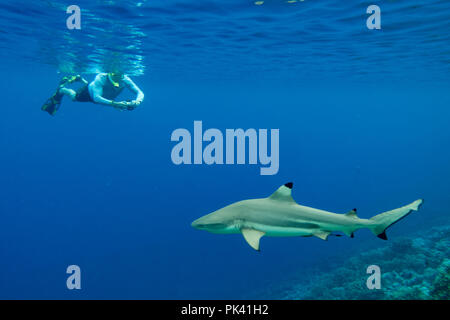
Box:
191;183;423;251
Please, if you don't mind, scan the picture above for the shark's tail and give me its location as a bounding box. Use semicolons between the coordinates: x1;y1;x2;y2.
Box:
368;199;423;240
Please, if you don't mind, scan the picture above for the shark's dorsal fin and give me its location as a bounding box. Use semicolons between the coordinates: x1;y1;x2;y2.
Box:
344;208;358;218
269;182;295;203
313;231;330;241
241;228;265;251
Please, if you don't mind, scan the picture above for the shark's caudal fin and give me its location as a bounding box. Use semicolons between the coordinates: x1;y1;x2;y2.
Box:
369;199;423;240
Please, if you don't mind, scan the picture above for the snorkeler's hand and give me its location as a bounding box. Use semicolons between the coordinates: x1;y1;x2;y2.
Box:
131;100;141;107
112;101;128;110
123;100;139;110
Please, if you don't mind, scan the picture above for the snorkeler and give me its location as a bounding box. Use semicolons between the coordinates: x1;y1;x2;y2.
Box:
41;72;144;116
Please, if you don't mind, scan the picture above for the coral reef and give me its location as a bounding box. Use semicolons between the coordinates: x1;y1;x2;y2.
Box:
264;225;450;300
430;259;450;300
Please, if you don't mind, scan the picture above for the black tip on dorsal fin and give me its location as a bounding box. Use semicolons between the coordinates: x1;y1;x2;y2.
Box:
352;208;357;212
284;182;293;189
377;231;388;240
351;232;354;238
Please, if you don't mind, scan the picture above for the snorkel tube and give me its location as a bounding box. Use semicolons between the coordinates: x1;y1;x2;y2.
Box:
108;72;122;88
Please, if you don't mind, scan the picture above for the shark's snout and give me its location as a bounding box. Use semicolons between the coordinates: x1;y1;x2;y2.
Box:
191;216;210;230
191;214;230;232
191;218;202;229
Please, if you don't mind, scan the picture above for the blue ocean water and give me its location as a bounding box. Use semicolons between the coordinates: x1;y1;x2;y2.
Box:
0;0;449;299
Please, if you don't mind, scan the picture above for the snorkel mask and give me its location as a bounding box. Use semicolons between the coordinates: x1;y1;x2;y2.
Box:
108;72;123;88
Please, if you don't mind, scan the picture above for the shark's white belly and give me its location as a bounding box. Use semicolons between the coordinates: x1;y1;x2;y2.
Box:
239;202;364;237
246;221;337;237
254;224;314;237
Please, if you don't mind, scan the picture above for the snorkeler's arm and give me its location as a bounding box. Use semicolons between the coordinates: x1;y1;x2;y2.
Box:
123;76;144;105
90;74;118;107
80;77;88;85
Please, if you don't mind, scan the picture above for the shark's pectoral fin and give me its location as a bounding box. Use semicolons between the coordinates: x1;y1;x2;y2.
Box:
241;228;265;251
313;231;330;241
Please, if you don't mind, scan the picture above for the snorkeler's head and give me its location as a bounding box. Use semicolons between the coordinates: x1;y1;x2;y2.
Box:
108;71;124;87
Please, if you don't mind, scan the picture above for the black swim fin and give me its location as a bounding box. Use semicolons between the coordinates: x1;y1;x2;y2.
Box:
41;75;83;116
41;89;63;116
